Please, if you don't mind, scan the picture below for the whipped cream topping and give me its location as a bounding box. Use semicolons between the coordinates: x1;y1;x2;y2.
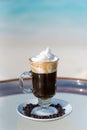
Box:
31;48;58;62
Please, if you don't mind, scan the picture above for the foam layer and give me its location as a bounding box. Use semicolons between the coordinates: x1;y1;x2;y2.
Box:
29;48;58;73
31;48;58;62
30;61;58;73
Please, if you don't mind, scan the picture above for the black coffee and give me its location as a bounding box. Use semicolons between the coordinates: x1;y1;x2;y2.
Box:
32;71;57;99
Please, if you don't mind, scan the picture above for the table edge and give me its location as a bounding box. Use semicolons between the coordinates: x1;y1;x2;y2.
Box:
0;77;87;96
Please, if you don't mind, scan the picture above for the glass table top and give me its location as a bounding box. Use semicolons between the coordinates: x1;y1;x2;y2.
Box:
0;77;87;130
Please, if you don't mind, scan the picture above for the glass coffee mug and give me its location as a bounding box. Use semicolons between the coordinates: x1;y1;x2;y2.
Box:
19;58;59;116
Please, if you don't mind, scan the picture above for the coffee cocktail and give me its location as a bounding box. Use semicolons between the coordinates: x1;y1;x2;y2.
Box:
20;48;59;116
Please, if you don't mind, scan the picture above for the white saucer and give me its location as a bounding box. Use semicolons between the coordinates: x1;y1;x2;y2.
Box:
17;98;72;122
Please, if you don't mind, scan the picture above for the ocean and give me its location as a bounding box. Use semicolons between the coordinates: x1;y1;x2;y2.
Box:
1;0;87;38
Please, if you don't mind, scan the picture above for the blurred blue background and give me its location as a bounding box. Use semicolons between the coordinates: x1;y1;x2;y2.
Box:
0;0;87;79
0;0;87;43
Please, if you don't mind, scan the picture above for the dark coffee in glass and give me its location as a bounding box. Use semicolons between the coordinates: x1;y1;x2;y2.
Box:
32;71;56;99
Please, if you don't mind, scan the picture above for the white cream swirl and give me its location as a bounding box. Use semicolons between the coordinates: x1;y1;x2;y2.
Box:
31;48;58;62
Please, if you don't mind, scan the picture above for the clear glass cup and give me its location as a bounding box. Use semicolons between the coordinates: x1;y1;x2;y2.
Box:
19;58;59;116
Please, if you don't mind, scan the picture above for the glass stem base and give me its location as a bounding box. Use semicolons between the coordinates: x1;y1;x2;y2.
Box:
31;98;58;116
31;106;58;116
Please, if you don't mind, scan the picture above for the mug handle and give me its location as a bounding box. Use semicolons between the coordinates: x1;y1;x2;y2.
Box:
19;71;33;93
